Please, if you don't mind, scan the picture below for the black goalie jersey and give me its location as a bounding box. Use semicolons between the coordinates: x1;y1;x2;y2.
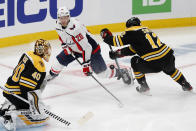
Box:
104;26;173;62
3;51;46;109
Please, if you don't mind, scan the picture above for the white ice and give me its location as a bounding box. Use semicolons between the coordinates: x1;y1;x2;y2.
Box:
0;26;196;131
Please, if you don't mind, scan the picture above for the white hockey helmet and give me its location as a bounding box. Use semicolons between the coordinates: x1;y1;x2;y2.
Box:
57;7;70;18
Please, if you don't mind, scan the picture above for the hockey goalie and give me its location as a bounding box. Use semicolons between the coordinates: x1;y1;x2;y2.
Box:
0;39;51;130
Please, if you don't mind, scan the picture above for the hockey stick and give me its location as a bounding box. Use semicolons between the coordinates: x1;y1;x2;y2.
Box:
108;45;134;85
90;74;123;107
71;53;124;107
108;45;121;73
0;86;93;127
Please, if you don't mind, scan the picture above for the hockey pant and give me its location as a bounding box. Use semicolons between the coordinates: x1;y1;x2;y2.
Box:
50;50;116;78
131;54;186;85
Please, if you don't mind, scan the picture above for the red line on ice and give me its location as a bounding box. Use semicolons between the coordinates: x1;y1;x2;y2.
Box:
0;62;196;100
0;63;14;70
43;82;116;100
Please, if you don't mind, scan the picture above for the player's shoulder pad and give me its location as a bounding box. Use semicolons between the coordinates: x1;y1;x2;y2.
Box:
25;51;45;72
125;26;147;32
66;18;83;35
20;53;29;64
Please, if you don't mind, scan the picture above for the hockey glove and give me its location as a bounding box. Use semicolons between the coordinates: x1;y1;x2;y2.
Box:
100;28;113;39
61;43;72;55
82;61;92;76
109;49;124;60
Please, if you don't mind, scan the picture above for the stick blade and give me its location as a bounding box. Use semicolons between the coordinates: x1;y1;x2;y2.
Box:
78;112;94;125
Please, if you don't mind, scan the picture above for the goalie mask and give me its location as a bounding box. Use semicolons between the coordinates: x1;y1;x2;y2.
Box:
34;39;51;62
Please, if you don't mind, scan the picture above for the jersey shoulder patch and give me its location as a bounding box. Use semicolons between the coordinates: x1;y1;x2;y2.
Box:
25;51;45;72
69;24;76;30
66;18;81;33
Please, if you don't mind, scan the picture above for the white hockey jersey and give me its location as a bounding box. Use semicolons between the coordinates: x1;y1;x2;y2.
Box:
56;18;100;63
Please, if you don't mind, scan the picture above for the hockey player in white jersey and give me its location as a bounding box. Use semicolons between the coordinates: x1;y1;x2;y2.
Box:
47;7;133;84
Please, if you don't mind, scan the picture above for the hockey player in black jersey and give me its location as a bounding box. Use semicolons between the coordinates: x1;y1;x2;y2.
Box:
0;39;51;130
100;17;193;94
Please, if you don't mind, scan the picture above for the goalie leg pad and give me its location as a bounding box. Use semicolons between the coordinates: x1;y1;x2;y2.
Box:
27;90;45;115
0;109;49;130
17;114;49;128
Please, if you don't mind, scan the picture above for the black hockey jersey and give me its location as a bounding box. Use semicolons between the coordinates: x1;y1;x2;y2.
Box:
3;51;46;109
104;26;173;62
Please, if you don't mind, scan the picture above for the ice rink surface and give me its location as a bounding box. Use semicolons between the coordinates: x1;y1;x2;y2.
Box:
0;26;196;131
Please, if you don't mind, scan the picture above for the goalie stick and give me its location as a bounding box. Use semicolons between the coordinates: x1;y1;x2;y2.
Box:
0;86;93;128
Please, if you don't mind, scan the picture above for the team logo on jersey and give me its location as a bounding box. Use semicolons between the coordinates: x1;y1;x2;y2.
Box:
70;25;76;30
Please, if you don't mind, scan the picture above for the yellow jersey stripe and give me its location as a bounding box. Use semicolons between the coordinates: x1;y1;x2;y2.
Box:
145;48;171;61
171;69;178;78
21;77;37;85
125;26;146;31
5;84;20;89
129;46;136;53
3;91;21;95
134;72;142;75
175;73;182;81
135;74;145;79
141;45;167;59
113;36;117;47
19;82;35;89
117;35;124;46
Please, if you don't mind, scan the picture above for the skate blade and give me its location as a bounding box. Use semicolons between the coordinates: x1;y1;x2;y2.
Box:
136;87;152;96
140;90;152;96
184;90;196;95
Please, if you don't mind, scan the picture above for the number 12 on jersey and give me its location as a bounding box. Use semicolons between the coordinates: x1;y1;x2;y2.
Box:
145;33;162;49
